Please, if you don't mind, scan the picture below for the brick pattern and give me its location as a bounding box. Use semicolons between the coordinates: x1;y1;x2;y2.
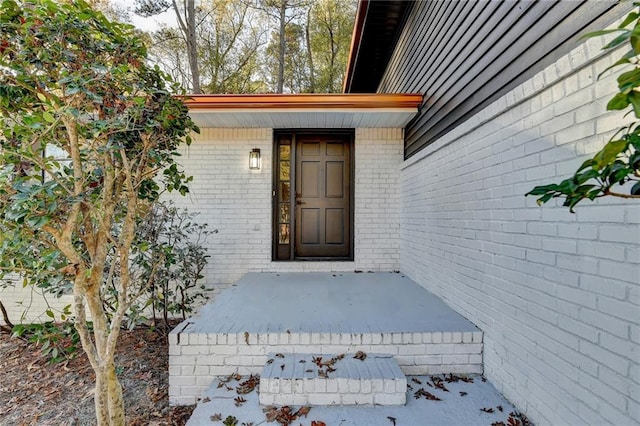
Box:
166;128;403;299
0;278;74;323
168;329;482;405
259;353;407;406
399;34;640;424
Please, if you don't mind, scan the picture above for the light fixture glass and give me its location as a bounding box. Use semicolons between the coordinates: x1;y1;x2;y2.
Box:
249;148;261;170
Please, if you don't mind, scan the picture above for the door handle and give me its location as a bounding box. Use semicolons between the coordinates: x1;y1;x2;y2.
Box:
296;200;305;205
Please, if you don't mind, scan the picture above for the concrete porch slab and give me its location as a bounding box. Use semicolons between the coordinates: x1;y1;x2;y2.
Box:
169;272;483;405
182;272;478;334
186;373;521;426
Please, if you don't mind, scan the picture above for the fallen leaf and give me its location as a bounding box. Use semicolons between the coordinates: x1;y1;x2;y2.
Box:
387;416;397;425
354;351;367;361
280;364;285;371
275;353;285;358
445;373;473;383
236;374;260;394
481;407;495;413
210;413;222;421
266;358;274;364
430;375;449;392
311;421;326;426
414;388;442;401
295;406;311;417
264;407;278;422
411;377;422;384
459;391;468;397
299;359;306;363
234;396;247;407
243;332;250;345
497;405;503;412
202;396;211;403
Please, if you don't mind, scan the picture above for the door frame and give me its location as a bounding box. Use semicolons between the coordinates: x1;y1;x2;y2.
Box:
272;129;355;261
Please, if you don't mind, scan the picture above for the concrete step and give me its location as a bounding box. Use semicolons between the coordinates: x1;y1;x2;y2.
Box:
259;352;407;406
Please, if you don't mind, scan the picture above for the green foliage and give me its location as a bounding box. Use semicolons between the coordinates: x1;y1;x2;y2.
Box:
0;0;198;293
104;201;214;331
526;6;640;211
12;306;82;364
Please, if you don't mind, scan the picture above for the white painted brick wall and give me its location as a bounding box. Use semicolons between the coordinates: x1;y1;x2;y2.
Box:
169;329;482;404
167;128;403;298
0;278;74;324
400;36;640;424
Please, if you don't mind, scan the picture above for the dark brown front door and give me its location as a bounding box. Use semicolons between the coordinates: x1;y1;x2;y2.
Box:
295;135;351;258
273;132;352;260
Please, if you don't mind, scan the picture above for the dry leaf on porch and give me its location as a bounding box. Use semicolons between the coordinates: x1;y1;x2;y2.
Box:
210;413;222;421
387;416;397;426
507;417;522;426
430;376;449;392
445;373;473;383
264;407;278;423
275;353;285;358
311;421;327;426
481;407;495;413
411;377;422;384
354;351;367;361
234;396;247;407
414;388;442;401
236;374;260;395
459;391;468;397
294;406;311;417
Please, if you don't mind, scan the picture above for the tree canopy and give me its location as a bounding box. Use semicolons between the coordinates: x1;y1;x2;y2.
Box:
136;0;357;94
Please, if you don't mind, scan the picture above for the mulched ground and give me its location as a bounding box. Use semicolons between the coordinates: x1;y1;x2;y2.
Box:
0;325;194;426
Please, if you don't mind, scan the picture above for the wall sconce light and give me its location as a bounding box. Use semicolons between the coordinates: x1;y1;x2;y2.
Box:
249;148;261;170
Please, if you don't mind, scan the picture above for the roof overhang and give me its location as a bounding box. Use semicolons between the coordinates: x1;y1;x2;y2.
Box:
343;0;412;93
182;93;422;129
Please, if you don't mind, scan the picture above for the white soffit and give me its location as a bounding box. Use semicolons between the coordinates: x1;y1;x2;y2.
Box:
182;94;422;129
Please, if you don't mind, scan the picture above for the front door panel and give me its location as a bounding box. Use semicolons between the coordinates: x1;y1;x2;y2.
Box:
295;135;351;258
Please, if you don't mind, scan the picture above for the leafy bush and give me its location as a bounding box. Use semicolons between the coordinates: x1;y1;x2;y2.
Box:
104;201;215;331
11;306;81;364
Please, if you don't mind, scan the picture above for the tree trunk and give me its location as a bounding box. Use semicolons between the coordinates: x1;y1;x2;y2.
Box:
0;299;14;333
74;280;126;425
305;7;315;93
277;0;286;93
186;0;201;94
